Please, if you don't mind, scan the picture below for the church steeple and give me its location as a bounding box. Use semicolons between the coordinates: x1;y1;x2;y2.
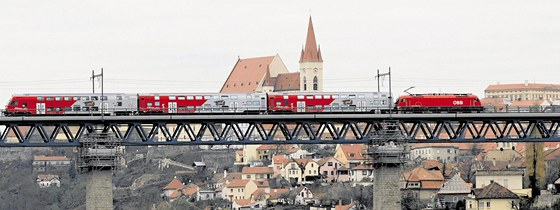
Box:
300;16;322;63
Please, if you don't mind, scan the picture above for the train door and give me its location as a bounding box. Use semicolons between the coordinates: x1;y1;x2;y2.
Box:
102;102;109;114
230;102;238;112
260;96;267;112
297;101;306;112
168;102;177;113
36;103;45;115
358;101;366;111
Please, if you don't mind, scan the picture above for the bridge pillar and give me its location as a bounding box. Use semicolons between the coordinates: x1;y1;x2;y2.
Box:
78;132;123;210
368;121;409;210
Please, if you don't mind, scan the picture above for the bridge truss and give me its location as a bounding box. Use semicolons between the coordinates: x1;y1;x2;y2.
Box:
0;113;559;147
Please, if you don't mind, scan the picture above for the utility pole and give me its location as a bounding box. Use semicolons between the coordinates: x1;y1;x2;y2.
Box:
90;69;104;118
375;67;393;116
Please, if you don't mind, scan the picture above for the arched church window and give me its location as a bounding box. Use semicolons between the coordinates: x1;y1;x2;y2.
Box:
313;76;318;91
303;76;307;91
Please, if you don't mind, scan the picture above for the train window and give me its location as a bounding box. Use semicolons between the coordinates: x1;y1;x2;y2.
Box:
73;96;80;100
179;106;187;111
475;98;480;102
341;95;348;99
381;94;387;97
247;101;253;106
91;107;99;111
246;95;252;99
22;102;28;108
231;95;238;100
284;101;289;105
213;95;219;100
333;103;339;108
324;95;331;99
37;97;44;101
283;95;288;99
203;104;211;109
91;96;99;100
55;97;62;101
178;96;185;100
117;102;122;107
315;105;322;109
101;96;107;101
82;107;89;111
187;106;195;110
65;107;72;111
196;96;203;100
221;95;229;99
8;100;17;106
154;96;160;100
82;96;89;101
254;101;260;106
55;107;62;111
187;96;194;100
306;95;313;99
297;95;304;99
307;105;314;109
276;101;281;106
374;100;380;105
401;99;406;102
47;107;54;112
317;95;323;99
47;97;54;101
358;94;365;99
64;96;71;101
73;106;80;111
382;100;387;105
333;95;339;99
349;95;356;99
117;96;123;100
155;102;160;106
147;102;153;107
373;94;379;99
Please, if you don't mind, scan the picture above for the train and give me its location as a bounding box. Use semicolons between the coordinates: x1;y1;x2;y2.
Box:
3;92;482;116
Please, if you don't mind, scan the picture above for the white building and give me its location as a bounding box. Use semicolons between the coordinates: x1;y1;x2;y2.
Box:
36;175;60;188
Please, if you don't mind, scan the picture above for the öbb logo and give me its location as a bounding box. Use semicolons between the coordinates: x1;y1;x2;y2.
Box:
453;100;464;105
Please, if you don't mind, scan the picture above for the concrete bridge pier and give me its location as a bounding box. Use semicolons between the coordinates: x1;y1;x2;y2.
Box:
86;170;113;210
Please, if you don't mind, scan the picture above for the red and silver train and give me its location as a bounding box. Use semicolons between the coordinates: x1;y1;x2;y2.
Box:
3;92;482;116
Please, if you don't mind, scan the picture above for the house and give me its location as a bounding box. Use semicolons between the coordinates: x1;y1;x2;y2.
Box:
401;166;445;201
36;175;60;188
334;144;367;168
410;145;459;162
284;159;304;184
197;188;220;201
437;173;472;208
162;178;186;202
285;148;311;159
294;186;314;205
479;149;523;162
224;179;258;201
295;158;321;183
336;166;352;182
232;198;265;210
234;150;245;165
466;182;520;210
272;155;289;177
318;156;344;183
241;166;273;181
32;155;71;172
351;164;374;182
268;188;291;205
475;170;524;190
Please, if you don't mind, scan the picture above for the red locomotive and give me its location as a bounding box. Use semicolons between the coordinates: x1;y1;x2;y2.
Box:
394;93;483;113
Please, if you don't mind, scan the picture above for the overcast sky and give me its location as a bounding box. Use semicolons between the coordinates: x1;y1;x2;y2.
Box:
1;0;559;107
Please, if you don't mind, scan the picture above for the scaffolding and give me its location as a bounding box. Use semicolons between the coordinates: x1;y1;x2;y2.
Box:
77;132;123;173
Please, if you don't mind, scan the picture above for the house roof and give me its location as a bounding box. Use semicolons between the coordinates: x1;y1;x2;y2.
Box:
295;158;315;166
227;179;250;188
300;16;322;63
168;190;182;199
254;180;269;188
545;147;560;161
242;166;273;174
511;100;544;107
335;203;355;210
220;56;275;93
474;182;519;199
163;178;185;190
403;167;445;182
338;144;366;160
476;170;524;176
438;173;471;194
422;160;444;170
236;150;243;156
485;83;560;92
183;184;199;196
33;155;70;161
268;188;290;199
412;143;498;151
37;174;60;181
317;156;341;166
274;72;300;91
352;164;374;170
251;188;267;198
273;155;290;165
233;199;252;206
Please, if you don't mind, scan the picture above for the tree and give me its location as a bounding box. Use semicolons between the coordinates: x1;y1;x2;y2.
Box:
468;143;483;156
526;142;545;196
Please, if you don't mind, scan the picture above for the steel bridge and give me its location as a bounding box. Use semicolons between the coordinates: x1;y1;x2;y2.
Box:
0;113;559;147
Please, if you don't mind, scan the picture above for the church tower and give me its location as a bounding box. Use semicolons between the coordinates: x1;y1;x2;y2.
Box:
299;16;323;92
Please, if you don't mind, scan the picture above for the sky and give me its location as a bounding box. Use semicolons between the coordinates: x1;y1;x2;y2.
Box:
1;0;559;108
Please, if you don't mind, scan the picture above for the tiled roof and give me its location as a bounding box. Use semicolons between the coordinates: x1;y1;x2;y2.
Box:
254;180;269;188
33;155;70;161
412;143;497;151
474;182;519;199
234;199;252;206
168;190;182;199
236;150;243;156
511;100;544;107
251;188;267;197
164;178;185;190
422;160;444;170
545;147;560;161
37;174;60;181
437;173;471;194
339;144;366;160
485;83;560;91
403;167;445;189
274;72;300;91
183;184;199;196
352;164;373;170
476;170;524;176
295;158;315;166
268;188;290;199
515;142;560;153
227;179;250;188
220;56;275;93
272;155;289;165
242;167;273;174
335;203;354;210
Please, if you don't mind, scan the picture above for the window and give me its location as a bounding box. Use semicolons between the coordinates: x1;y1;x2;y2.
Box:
101;96;107;101
147;102;153;107
187;96;194;100
362;171;367;175
91;96;98;100
178;96;185;100
46;97;54;101
73;96;80;100
82;96;89;100
358;94;365;99
196;96;203;100
64;96;71;101
313;76;318;90
486;201;490;208
117;102;122;107
55;97;62;101
38;96;44;101
306;95;313;99
246;95;252;99
117;96;123;100
154;96;160;100
155;102;160;106
231;95;238;100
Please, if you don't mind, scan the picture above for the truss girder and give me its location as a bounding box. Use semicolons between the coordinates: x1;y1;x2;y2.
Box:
0;114;560;146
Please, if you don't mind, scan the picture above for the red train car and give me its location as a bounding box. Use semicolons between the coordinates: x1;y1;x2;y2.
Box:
395;93;483;113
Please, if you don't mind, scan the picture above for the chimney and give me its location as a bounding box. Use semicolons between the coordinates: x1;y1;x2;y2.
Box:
339;199;342;205
525;80;529;86
492;159;496;167
224;169;227;179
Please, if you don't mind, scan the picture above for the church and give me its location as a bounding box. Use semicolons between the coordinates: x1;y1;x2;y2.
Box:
220;16;323;93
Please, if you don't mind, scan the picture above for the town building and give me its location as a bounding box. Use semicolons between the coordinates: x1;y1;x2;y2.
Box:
475;170;524;190
220;16;323;93
317;156;344;183
466;182;520;210
410;145;459;163
241;166;274;181
32;155;71;172
36;174;60;188
334;144;368;168
485;82;560;101
350;164;374;182
162;178;186;202
401;166;445;201
437;173;472;208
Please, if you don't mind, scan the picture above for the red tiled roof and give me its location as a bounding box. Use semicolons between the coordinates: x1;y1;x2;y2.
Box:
273;155;289;165
220;56;275;93
295;158;315;166
339;144;367;161
510;100;543;107
475;182;518;199
251;188;267;197
37;174;60;181
403;167;445;189
269;188;290;199
485;83;560;91
300;16;322;63
352;164;373;170
227;179;250;188
545;147;560;161
335;204;354;210
242;167;273;174
168;190;182;199
164;178;185;190
274;72;300;91
33;155;70;161
234;199;252;206
422;160;444;170
412;143;497;151
183;184;199;196
254;180;269;188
